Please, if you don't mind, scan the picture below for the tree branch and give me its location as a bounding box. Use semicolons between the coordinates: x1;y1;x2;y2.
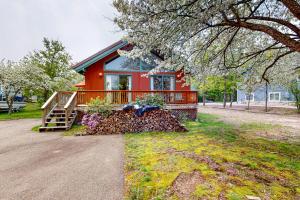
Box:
223;20;300;52
280;0;300;20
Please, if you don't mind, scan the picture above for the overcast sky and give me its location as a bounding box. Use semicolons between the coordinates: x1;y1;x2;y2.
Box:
0;0;122;62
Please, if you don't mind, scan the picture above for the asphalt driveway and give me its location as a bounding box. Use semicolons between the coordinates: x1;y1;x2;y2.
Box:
0;119;124;200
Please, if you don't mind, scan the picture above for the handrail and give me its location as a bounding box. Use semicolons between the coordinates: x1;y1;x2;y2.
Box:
64;92;78;127
41;92;58;109
64;92;77;109
77;90;196;92
76;90;198;105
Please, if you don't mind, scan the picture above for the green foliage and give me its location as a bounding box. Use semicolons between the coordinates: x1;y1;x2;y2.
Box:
0;103;41;120
287;79;300;112
87;97;113;117
136;94;165;107
196;74;239;102
24;37;82;103
63;125;85;136
124;113;300;200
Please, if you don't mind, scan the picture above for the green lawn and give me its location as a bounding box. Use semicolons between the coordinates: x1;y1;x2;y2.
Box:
0;103;42;120
125;113;300;200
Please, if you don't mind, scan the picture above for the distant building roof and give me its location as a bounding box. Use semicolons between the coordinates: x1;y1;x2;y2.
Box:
75;81;85;87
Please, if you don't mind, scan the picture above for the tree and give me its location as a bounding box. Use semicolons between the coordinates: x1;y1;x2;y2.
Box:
24;38;78;102
0;60;46;114
113;0;300;80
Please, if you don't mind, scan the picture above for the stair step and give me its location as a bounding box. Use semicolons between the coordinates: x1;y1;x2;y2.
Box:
46;121;66;124
39;126;70;132
47;116;75;120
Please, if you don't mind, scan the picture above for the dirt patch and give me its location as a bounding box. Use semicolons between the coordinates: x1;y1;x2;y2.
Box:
169;170;204;200
167;148;291;188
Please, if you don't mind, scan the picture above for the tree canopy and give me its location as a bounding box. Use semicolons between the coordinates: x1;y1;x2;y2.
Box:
24;38;81;102
113;0;300;81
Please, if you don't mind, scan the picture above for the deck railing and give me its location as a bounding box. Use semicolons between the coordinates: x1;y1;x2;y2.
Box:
77;90;198;105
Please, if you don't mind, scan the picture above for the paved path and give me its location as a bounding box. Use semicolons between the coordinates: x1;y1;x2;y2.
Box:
199;106;300;142
0;119;124;200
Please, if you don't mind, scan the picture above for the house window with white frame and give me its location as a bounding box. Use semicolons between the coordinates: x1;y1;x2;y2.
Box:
245;93;254;101
269;92;281;102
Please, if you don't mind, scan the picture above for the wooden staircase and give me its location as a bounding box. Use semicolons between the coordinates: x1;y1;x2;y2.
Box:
39;91;78;132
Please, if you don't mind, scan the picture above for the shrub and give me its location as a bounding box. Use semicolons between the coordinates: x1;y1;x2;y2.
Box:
87;97;113;117
136;94;165;107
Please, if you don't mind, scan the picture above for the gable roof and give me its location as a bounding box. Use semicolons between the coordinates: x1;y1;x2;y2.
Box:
72;40;128;73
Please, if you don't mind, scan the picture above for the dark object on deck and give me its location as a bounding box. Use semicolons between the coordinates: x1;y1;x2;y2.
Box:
122;104;134;111
135;105;160;117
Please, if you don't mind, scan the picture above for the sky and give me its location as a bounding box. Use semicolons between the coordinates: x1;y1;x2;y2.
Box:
0;0;123;62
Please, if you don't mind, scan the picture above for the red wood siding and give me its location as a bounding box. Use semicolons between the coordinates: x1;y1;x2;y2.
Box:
83;52;190;91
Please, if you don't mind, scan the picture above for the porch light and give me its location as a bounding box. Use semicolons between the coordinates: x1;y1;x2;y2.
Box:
99;72;103;77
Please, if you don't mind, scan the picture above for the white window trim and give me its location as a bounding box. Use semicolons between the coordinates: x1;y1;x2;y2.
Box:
245;93;254;101
269;92;281;102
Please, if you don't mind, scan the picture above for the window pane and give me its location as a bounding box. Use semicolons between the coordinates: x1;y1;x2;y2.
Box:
163;76;171;90
105;56;139;71
275;93;280;100
140;61;155;71
111;75;119;90
153;76;163;90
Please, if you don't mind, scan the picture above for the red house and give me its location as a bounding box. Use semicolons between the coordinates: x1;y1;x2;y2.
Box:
72;40;197;105
40;41;197;131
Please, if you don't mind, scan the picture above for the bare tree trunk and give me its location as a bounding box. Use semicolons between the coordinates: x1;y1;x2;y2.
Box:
203;93;206;106
6;97;14;115
247;97;251;110
43;90;50;103
229;89;234;107
223;76;227;108
265;81;268;112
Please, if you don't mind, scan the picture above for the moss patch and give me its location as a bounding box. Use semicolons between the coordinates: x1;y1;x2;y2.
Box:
124;113;300;200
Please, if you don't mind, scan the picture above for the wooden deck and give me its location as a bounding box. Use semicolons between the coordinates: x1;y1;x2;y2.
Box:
40;90;198;131
77;90;198;105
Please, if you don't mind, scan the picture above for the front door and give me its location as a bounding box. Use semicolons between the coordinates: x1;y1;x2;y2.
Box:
105;75;132;104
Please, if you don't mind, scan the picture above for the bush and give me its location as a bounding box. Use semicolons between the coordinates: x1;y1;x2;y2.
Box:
87;97;113;117
136;94;165;107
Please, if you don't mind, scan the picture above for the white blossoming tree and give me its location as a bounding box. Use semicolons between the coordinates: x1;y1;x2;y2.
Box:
0;60;48;114
113;0;300;81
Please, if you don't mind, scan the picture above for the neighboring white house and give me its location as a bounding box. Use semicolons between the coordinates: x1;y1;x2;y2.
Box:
237;84;295;104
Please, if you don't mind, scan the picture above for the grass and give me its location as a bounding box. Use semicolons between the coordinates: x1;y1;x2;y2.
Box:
62;125;85;136
124;113;300;200
0;103;42;120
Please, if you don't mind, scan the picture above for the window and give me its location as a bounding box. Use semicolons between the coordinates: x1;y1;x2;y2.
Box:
245;93;254;101
150;75;175;90
269;92;281;102
105;75;132;90
105;56;140;71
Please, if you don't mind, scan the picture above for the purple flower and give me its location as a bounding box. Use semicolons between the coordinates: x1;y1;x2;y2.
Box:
81;113;101;131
